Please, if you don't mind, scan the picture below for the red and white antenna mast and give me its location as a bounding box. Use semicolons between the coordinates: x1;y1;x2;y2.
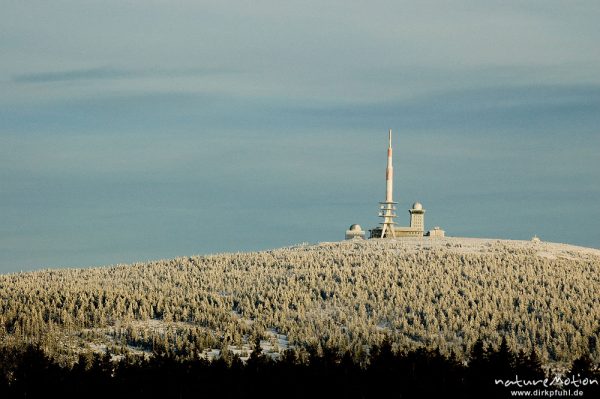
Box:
379;129;397;238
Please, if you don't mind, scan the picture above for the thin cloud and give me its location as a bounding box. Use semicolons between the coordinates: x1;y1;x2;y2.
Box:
12;66;238;83
279;84;600;132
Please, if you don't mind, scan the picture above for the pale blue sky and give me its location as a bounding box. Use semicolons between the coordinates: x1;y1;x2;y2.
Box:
1;1;599;272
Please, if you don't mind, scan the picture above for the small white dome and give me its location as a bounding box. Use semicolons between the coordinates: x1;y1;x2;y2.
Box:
412;202;423;210
349;224;362;231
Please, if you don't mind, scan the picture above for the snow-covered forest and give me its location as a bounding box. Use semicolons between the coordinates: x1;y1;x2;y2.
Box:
1;237;599;367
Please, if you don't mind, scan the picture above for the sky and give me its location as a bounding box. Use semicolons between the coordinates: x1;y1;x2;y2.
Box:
1;1;599;273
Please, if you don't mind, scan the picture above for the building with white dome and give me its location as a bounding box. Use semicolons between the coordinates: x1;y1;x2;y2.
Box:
345;224;366;240
409;202;425;231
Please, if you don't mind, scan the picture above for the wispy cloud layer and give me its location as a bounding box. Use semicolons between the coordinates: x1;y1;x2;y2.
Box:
12;66;237;83
1;1;599;271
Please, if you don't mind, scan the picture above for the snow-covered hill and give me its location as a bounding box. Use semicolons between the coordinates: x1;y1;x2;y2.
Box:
1;237;599;367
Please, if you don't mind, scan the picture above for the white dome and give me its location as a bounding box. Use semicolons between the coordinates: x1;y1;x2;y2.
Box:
349;224;362;231
412;202;423;210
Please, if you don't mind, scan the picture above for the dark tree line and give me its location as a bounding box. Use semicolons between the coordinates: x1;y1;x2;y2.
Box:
1;338;598;399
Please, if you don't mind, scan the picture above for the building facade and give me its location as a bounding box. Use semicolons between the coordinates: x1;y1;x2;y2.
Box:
370;202;426;238
426;226;445;238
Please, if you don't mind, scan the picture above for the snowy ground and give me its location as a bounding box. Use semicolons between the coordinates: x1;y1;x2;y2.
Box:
49;235;598;366
203;328;290;362
83;318;290;363
321;236;600;259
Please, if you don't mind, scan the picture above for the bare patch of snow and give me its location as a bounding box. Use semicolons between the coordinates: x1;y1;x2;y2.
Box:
537;251;557;260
